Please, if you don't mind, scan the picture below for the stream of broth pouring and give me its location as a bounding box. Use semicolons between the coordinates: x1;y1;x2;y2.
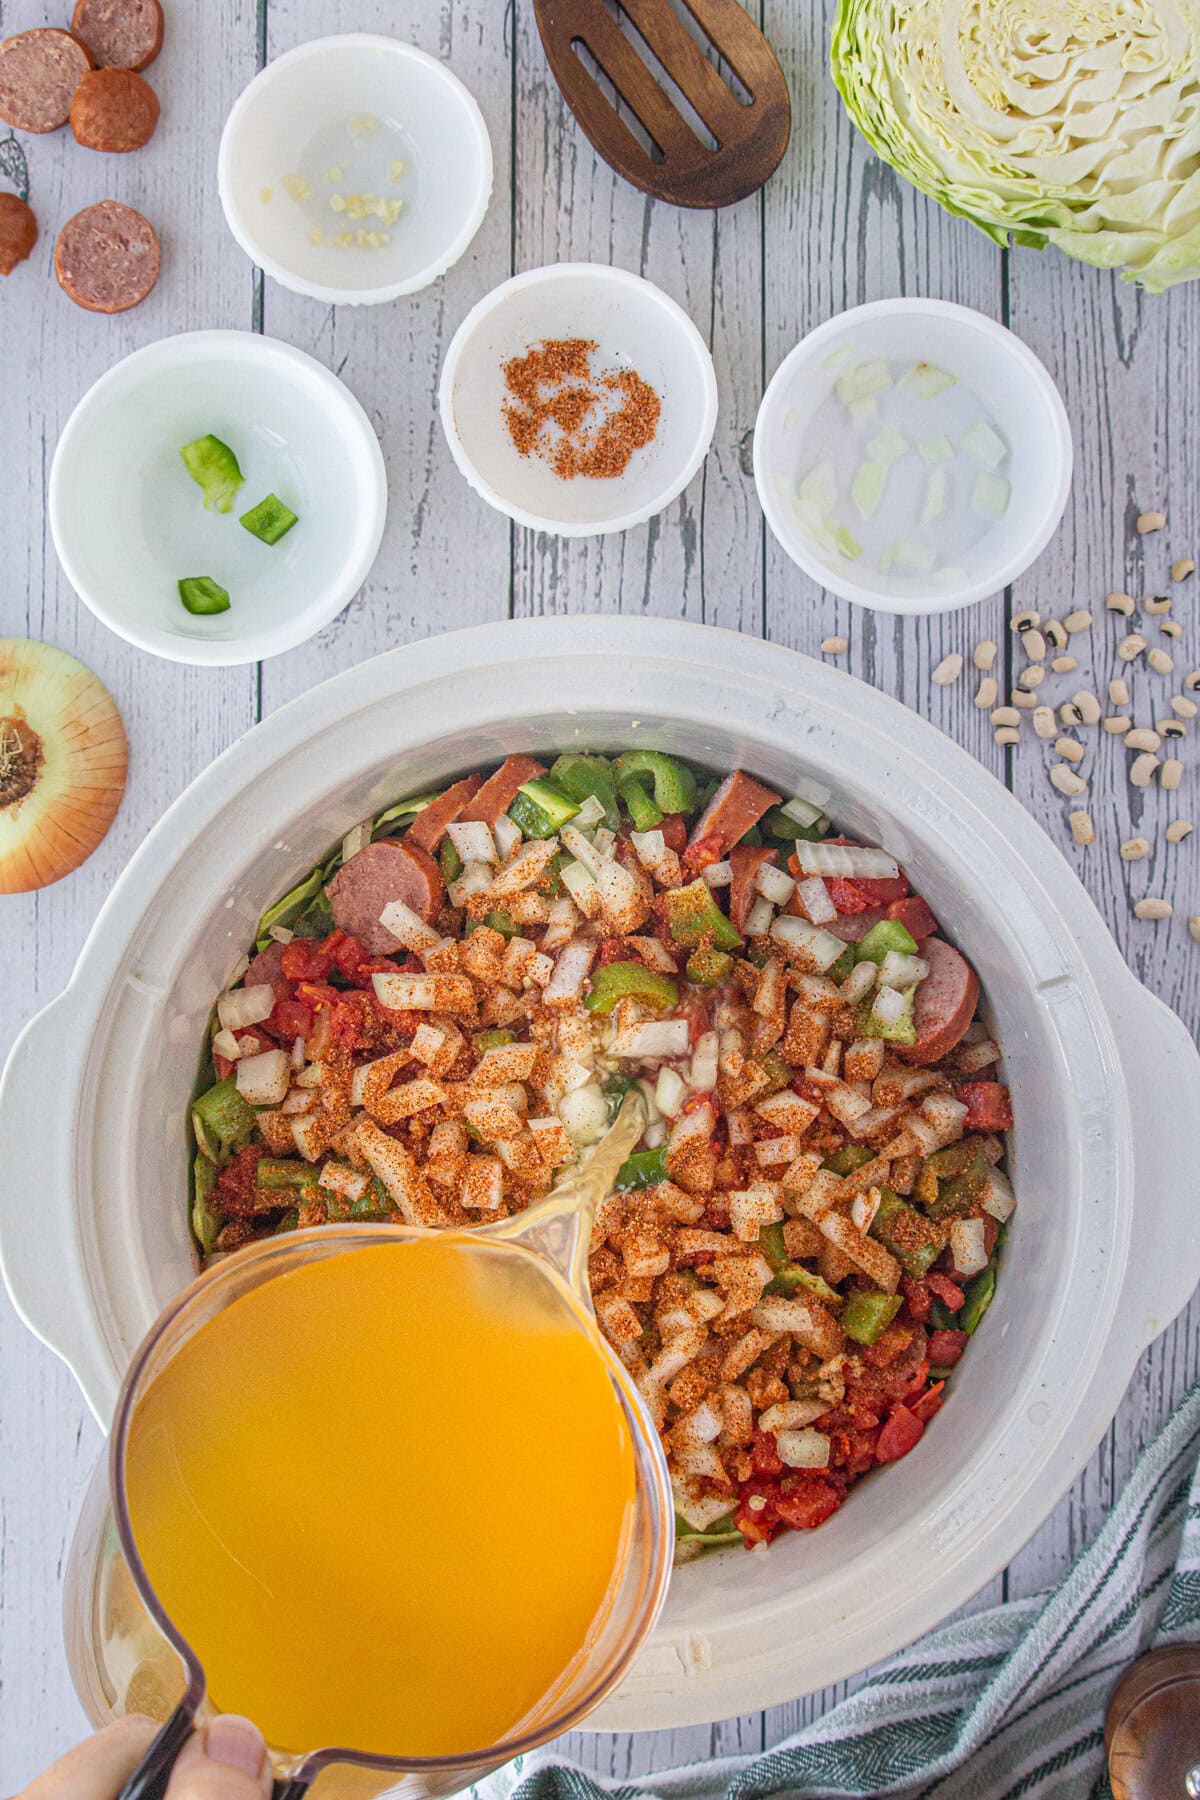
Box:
123;1237;637;1758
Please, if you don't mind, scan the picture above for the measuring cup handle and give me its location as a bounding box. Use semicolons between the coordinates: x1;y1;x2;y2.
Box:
116;1703;311;1800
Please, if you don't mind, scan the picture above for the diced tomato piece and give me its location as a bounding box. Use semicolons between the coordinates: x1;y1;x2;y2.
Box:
597;937;631;967
911;1381;946;1425
683;833;723;874
774;1476;842;1532
733;1478;780;1545
957;1081;1014;1132
660;813;688;853
265;997;315;1042
900;1276;933;1324
296;981;342;1013
927;1329;968;1369
327;993;373;1051
700;1194;731;1230
751;1430;784;1478
214;1053;235;1081
818;852;910;913
863;1322;914;1367
875;1404;925;1464
232;1027;272;1055
981;1214;999;1258
886;895;939;939
822;875;875;916
926;1272;966;1311
280;933;342;981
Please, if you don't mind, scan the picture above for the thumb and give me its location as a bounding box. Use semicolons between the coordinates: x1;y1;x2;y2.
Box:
164;1718;273;1800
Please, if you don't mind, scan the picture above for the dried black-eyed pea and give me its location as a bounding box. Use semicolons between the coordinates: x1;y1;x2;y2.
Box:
1162;621;1183;639
1032;706;1057;738
1148;647;1175;675
1134;898;1172;920
1018;666;1045;690
1022;629;1047;662
994;727;1020;747
1068;810;1094;846
973;640;997;671
1160;759;1184;791
1044;620;1068;649
821;636;849;655
1172;694;1198;718
1050;763;1086;797
1125;728;1162;752
1166;819;1194;844
1185;670;1200;692
1144;594;1171;614
1120;837;1150;861
1107;592;1136;617
932;653;964;685
990;707;1022;728
1158;720;1187;740
1059;701;1083;727
1108;677;1131;707
1103;716;1132;734
1118;635;1147;662
1130;752;1162;787
1051;655;1077;674
1191;918;1200;944
1172;557;1195;582
1012;610;1040;634
1136;510;1167;534
1063;609;1093;633
1054;736;1084;764
974;675;999;708
1071;690;1102;725
1011;689;1037;710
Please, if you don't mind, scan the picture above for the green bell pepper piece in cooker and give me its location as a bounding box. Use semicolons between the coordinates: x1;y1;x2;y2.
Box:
240;493;299;545
619;778;665;832
349;1177;396;1221
762;806;830;843
662;880;743;952
829;944;856;984
585;961;678;1015
255;1159;319;1192
439;838;464;884
178;577;232;616
612;750;698;816
180;434;245;513
842;1289;904;1345
192;1078;256;1161
858;986;917;1046
192;1153;221;1254
483;909;519;938
255;865;326;948
854;919;919;964
548;754;621;831
686;945;733;986
372;792;443;837
473;1028;516;1052
961;1263;997;1334
674;1513;743;1551
823;1144;875;1176
758;1222;788;1272
603;1074;641;1121
771;1265;841;1303
615;1146;669;1192
926;1150;990;1221
508;779;581;839
871;1188;945;1278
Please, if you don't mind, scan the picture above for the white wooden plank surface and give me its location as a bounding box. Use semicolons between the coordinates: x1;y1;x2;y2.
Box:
1;0;1197;1788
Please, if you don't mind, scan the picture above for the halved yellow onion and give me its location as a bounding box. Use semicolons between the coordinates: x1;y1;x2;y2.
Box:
0;639;128;894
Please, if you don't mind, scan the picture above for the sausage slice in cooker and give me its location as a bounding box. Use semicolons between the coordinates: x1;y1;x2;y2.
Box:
822;904;887;942
0;29;92;133
406;773;483;853
728;845;777;932
244;941;286;989
54;200;160;312
0;194;38;275
329;839;445;955
689;771;781;856
896;938;979;1067
70;66;159;150
459;755;547;826
71;0;164;72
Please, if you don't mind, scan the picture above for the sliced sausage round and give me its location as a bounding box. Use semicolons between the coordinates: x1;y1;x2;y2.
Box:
0;29;93;133
689;771;781;856
329;839;445;955
71;0;164;72
406;773;484;854
243;941;286;989
70;66;159;151
460;755;548;826
896;938;979;1067
0;193;37;276
822;904;887;943
728;845;777;933
55;200;160;312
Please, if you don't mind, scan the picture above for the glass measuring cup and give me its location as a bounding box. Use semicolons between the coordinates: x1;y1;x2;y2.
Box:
64;1098;673;1800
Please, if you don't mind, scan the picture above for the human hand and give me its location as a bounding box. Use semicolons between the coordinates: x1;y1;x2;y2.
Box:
19;1714;273;1800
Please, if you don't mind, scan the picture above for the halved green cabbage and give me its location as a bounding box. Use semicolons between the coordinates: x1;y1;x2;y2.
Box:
831;0;1200;291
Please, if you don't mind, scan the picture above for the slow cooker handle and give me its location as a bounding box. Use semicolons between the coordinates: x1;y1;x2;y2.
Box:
1112;982;1200;1354
117;1701;312;1800
0;991;116;1423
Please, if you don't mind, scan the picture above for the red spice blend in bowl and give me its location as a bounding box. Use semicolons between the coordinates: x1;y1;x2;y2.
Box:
502;337;661;481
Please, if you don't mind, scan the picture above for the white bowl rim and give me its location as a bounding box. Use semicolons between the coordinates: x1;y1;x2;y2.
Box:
438;262;720;537
216;33;494;305
48;329;389;667
754;296;1074;615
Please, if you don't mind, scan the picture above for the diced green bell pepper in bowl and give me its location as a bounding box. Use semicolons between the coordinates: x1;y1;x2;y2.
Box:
615;1146;669;1191
192;1153;221;1253
440;838;464;883
508;779;580;839
585;961;678;1015
674;1513;743;1552
686;945;732;986
769;1265;841;1303
961;1263;997;1334
178;577;232;616
192;1078;256;1160
255;1159;319;1193
663;880;742;951
858;987;917;1045
842;1289;903;1345
240;493;299;545
823;1144;875;1176
871;1189;944;1278
180;434;245;513
854;919;919;964
619;778;664;832
548;753;620;831
255;865;326;948
612;750;697;816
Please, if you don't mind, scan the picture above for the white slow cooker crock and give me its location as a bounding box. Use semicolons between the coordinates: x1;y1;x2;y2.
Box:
3;617;1198;1731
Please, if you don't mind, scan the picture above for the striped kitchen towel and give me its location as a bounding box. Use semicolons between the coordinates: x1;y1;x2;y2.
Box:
480;1375;1200;1800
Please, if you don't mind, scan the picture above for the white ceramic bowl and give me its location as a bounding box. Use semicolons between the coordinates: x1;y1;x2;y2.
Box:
755;299;1073;614
218;34;492;306
2;618;1198;1731
439;264;719;536
49;331;388;667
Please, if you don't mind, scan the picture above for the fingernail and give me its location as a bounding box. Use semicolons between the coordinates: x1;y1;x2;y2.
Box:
204;1715;266;1778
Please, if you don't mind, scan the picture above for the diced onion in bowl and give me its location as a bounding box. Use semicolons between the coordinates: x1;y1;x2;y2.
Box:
558;1082;610;1145
631;829;666;868
780;790;827;827
757;863;797;907
840;959;877;1003
574;794;607;830
879;950;929;989
871;985;909;1026
690;1030;719;1092
791;842;900;881
777;1428;831;1469
702;860;732;888
217;983;275;1032
769;913;845;972
612;1018;691;1059
793;874;835;922
448;861;493;905
492;815;522;861
950;1217;989;1278
341;822;372;864
980;1167;1017;1223
543;937;597;1005
446;821;498;865
212;1028;241;1063
560;860;601;916
378;900;442;954
235;1047;291;1107
744;896;774;936
655;1067;688;1117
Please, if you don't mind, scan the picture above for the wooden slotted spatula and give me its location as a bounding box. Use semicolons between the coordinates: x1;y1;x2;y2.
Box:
533;0;791;209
